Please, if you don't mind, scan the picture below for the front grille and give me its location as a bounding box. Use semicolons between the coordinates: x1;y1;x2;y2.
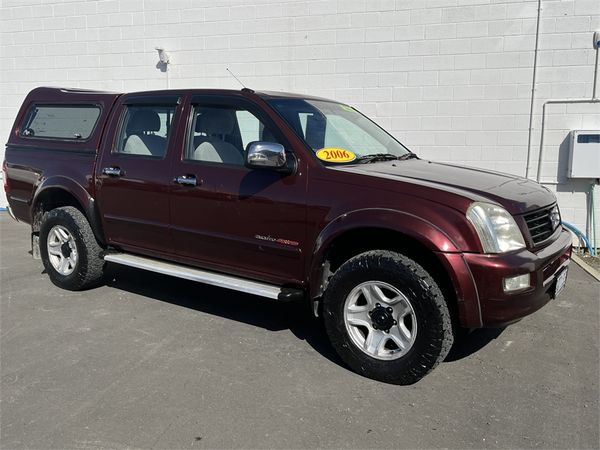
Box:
523;205;558;245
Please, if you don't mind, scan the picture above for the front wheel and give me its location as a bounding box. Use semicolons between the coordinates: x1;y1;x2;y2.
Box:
323;250;454;385
39;206;105;290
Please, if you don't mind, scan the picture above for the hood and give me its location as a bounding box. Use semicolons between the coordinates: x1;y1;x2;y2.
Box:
335;159;556;215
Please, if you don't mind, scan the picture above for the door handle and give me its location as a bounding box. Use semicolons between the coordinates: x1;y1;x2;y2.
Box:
102;166;124;177
173;174;198;186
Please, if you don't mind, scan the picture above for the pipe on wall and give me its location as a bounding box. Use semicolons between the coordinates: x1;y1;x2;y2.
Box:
534;43;600;183
535;97;600;183
525;0;543;179
526;24;600;255
591;183;597;254
592;43;600;98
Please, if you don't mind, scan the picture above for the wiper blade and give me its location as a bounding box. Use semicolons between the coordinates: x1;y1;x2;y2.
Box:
396;152;418;160
356;152;418;163
356;153;400;163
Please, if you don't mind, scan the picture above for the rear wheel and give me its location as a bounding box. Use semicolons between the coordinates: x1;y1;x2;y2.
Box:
323;250;454;385
40;206;105;290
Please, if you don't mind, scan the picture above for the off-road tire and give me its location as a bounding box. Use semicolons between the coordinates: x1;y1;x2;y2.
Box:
323;250;454;385
39;206;105;290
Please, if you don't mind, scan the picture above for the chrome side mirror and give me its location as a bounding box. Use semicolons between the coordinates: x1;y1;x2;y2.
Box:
245;141;287;170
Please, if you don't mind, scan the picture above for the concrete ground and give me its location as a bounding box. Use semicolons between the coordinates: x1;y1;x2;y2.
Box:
1;214;598;449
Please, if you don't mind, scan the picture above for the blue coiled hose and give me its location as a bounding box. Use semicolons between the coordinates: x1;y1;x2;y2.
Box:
562;220;596;257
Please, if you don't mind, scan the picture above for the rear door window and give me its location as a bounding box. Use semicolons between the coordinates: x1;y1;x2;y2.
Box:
21;104;101;140
114;105;175;158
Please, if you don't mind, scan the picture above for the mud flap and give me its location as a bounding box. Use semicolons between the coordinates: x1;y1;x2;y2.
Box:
31;233;41;260
312;298;320;317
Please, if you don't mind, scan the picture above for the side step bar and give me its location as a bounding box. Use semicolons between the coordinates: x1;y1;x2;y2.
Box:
104;253;303;301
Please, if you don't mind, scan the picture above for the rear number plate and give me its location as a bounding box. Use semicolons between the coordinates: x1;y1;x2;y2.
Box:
553;267;568;298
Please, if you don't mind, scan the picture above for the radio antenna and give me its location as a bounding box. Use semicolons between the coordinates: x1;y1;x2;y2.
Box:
226;67;247;89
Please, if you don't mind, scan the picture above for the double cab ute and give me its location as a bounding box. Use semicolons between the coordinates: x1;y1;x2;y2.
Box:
3;87;572;384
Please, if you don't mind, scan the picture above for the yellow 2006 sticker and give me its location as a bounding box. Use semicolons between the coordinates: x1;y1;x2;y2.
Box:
316;148;357;163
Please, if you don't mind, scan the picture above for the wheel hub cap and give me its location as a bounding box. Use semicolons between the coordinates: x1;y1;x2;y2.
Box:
343;281;417;360
369;304;396;332
47;225;78;276
60;242;72;258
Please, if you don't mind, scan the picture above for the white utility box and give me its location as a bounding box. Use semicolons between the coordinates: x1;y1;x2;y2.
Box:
568;130;600;178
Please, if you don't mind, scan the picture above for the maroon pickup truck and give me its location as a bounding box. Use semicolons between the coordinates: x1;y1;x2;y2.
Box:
3;87;571;384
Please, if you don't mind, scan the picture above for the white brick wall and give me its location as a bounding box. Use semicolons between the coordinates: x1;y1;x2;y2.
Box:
1;0;599;244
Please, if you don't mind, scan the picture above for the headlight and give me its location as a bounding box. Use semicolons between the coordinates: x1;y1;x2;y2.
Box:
466;202;526;253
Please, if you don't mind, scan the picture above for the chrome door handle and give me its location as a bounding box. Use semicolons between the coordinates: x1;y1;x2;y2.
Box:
102;166;123;177
174;175;197;186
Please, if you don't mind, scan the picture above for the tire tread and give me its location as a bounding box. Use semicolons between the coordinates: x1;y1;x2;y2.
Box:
40;206;104;290
323;250;454;384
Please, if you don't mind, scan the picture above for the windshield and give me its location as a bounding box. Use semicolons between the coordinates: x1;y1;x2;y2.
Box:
266;98;411;163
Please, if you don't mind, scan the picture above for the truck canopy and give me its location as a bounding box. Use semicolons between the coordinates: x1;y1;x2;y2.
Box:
7;87;121;152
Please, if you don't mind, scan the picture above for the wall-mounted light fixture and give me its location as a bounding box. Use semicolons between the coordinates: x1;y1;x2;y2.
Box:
155;47;171;89
155;47;170;71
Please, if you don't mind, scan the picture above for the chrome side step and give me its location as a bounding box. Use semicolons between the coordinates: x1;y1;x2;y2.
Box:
104;253;297;300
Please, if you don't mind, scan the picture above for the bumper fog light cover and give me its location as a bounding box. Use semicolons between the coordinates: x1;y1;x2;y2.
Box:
503;274;530;293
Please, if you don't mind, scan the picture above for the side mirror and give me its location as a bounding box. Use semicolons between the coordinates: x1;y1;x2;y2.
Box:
245;141;288;171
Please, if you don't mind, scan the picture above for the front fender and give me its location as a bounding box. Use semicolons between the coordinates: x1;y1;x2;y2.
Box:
308;208;482;327
309;208;460;295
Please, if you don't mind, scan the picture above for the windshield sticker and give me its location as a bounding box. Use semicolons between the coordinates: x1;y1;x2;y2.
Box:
316;148;357;163
340;104;354;112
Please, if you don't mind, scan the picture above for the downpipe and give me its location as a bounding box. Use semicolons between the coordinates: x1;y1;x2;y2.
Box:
525;0;542;180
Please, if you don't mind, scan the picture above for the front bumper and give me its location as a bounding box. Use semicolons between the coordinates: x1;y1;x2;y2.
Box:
462;228;572;327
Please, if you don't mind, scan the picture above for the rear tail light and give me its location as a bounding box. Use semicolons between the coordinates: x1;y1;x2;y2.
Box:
2;160;10;194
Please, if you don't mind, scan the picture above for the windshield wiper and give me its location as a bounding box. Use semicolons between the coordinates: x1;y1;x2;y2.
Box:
356;152;418;164
356;153;399;163
396;152;418;160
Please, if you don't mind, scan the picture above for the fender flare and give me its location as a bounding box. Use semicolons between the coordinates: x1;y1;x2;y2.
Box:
309;208;460;296
308;208;482;326
32;176;106;246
